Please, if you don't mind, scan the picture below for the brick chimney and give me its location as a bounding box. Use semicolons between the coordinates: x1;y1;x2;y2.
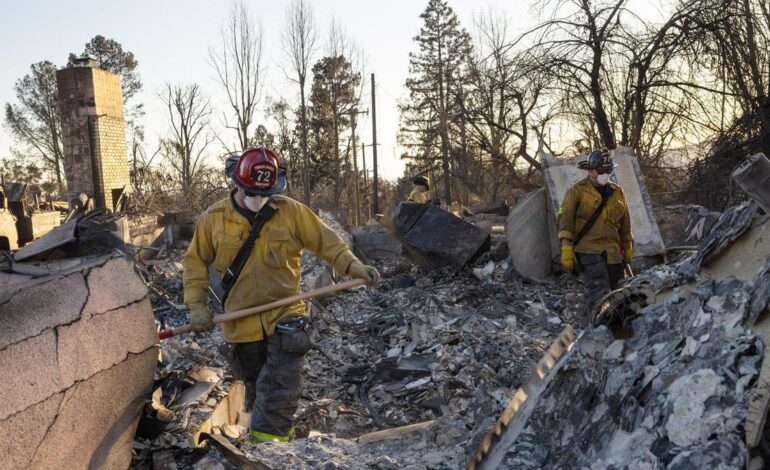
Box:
56;58;130;211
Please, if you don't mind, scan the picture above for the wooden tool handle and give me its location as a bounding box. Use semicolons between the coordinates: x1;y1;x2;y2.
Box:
158;278;366;340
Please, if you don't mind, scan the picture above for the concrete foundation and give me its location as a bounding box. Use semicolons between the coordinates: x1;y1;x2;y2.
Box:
0;255;158;469
506;189;552;279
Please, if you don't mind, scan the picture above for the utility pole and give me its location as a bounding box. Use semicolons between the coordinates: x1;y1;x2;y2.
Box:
371;73;380;214
344;108;368;227
351;116;360;226
361;143;368;189
361;142;369;221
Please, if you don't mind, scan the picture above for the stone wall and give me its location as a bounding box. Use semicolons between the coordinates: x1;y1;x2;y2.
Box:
57;61;130;211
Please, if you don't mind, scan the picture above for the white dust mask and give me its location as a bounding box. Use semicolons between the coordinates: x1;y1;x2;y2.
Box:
596;173;611;186
244;194;267;212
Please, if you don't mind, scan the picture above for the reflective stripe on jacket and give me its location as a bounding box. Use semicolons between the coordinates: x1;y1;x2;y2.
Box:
184;193;358;343
557;177;633;265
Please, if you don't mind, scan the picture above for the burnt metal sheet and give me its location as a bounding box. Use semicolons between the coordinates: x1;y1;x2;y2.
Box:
733;153;770;214
13;218;78;262
393;202;490;268
4;182;26;202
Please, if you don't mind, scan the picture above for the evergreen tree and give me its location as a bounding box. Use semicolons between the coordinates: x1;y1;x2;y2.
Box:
308;55;360;207
400;0;472;204
4;61;65;193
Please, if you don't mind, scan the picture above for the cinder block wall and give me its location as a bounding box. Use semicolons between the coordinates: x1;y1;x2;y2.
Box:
57;63;130;210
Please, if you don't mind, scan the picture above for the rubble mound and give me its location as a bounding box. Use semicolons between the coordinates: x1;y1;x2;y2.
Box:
505;278;762;468
489;203;770;468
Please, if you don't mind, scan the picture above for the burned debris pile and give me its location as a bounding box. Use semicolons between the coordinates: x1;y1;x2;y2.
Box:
475;202;770;469
97;193;770;469
2;150;770;470
129;213;585;468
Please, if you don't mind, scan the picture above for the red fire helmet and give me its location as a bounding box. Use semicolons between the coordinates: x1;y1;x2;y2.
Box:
231;147;287;195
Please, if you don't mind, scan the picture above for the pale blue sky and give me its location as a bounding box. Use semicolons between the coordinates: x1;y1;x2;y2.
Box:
0;0;662;180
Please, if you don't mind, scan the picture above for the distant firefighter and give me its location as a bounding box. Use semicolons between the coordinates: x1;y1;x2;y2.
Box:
558;148;634;321
408;175;431;204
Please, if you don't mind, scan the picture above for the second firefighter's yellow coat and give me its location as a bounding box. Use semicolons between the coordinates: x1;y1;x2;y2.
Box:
184;193;358;343
408;188;428;203
558;177;633;265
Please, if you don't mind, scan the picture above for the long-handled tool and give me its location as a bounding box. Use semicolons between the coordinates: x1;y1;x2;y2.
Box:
158;279;366;340
622;259;634;278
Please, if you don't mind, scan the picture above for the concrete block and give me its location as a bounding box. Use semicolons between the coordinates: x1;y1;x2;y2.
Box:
612;148;666;257
0;393;63;469
29;347;158;470
58;298;157;385
0;331;62;421
81;256;148;316
506;189;552;279
543;147;666;261
0;272;88;350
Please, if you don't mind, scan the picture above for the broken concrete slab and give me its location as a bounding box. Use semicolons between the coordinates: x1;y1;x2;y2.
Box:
81;255;148;316
612;147;667;256
733;152;770;214
0;254;158;468
542;147;666;267
352;223;403;261
655;204;721;249
0;393;63;469
28;348;157;469
0;272;32;288
0;330;63;421
391;202;490;269
57;298;157;385
506;189;551;279
0;272;88;350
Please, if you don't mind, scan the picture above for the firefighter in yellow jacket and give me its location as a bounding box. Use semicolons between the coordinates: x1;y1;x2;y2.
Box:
408;175;430;203
558;148;634;319
184;147;379;443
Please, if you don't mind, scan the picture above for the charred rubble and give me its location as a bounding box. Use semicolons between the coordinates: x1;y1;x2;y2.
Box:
2;154;770;470
128;198;770;470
